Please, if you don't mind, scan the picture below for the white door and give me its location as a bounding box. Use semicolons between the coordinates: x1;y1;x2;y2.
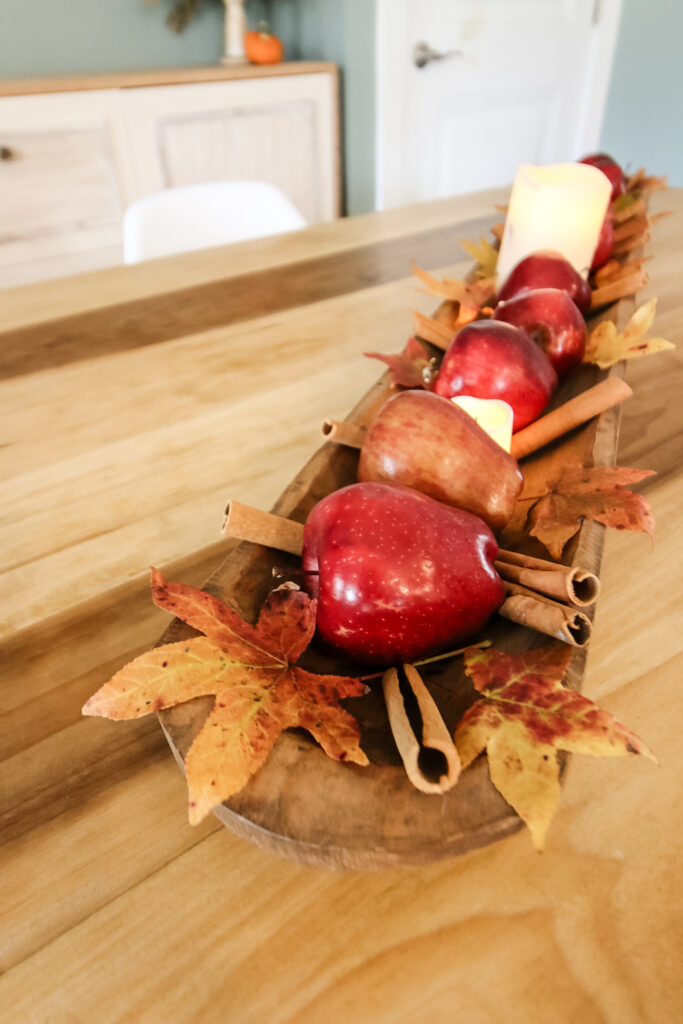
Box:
376;0;623;209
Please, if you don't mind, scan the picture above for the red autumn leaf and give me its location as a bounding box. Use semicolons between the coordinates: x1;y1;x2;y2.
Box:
364;335;435;389
527;465;655;560
455;644;656;850
83;570;369;824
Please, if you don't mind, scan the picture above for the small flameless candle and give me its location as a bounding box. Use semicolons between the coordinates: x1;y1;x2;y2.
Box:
496;162;611;287
451;397;514;453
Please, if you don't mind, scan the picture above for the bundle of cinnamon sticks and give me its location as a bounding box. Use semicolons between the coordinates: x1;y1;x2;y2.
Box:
495;548;599;647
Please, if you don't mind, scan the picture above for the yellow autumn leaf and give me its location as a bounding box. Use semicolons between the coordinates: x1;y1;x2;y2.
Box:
460;237;499;278
584;297;675;368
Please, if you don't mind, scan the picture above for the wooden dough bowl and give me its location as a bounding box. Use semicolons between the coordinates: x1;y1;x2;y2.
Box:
158;299;627;870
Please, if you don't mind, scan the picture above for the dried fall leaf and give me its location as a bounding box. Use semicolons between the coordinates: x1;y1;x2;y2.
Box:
410;262;495;327
83;570;368;824
460;236;499;278
527;465;655;560
584;298;675;368
364;335;435;389
455;644;656;849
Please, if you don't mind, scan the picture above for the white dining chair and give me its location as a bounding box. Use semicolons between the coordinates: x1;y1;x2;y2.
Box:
122;180;307;264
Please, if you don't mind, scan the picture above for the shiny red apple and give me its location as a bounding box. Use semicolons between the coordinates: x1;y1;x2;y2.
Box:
357;390;522;531
497;250;592;315
433;320;558;432
301;481;504;665
580;153;626;201
493;288;587;377
591;208;615;270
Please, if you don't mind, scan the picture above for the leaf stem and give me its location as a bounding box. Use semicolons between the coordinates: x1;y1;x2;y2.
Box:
358;639;492;682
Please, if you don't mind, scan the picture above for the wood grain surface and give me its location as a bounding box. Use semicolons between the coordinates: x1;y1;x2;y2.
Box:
0;187;681;1022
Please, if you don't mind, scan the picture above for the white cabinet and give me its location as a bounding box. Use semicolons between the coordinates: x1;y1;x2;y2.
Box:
122;74;337;224
0;65;339;288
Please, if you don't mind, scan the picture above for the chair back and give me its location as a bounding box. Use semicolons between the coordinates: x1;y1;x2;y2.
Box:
123;181;307;264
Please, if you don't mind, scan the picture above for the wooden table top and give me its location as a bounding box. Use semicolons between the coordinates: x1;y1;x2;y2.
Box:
1;186;681;1023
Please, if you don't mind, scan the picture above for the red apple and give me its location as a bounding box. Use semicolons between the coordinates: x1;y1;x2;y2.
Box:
580;153;626;201
493;288;587;377
302;482;504;665
357;390;522;531
591;208;614;270
497;250;592;315
432;320;558;432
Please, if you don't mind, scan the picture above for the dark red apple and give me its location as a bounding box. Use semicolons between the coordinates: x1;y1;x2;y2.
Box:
357;390;522;531
493;288;587;377
302;481;504;665
591;208;614;270
580;153;626;201
432;320;558;432
497;250;592;315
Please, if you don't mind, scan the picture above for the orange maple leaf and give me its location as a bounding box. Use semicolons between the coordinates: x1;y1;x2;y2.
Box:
526;465;655;560
83;571;369;824
411;261;495;326
455;644;656;850
365;336;436;389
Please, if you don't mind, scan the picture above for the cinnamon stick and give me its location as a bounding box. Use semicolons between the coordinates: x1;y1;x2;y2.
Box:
412;310;455;350
499;583;592;647
590;270;648;310
612;229;650;256
612;196;647;224
613;214;650;244
321;418;366;449
382;664;461;794
222;501;304;555
510;377;632;461
495;551;600;607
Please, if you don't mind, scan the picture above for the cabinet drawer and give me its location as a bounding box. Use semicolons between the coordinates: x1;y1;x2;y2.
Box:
0;126;122;242
0;90;136;281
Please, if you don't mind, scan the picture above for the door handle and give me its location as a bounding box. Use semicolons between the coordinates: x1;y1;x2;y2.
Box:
413;41;462;69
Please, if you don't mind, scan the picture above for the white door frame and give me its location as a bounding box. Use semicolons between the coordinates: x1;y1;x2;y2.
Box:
375;0;624;210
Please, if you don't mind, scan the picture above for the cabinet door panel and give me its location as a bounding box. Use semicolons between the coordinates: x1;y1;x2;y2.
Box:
122;75;338;224
158;101;319;223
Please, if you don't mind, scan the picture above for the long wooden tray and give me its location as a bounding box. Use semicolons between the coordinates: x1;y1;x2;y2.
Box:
157;277;630;870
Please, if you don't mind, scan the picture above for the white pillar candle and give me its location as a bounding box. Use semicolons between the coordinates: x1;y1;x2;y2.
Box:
451;397;514;453
496;162;611;287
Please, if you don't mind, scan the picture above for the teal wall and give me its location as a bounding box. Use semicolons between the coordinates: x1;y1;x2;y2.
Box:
0;0;226;75
599;0;682;186
269;0;375;215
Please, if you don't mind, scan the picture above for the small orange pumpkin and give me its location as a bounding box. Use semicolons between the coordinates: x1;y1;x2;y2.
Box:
244;23;284;65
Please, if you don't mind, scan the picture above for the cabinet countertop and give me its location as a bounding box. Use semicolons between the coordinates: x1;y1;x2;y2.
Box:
0;62;338;98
